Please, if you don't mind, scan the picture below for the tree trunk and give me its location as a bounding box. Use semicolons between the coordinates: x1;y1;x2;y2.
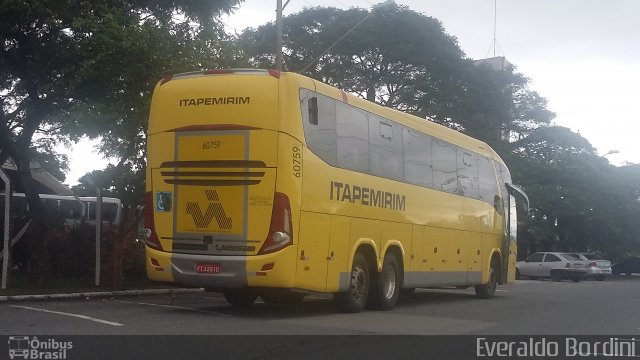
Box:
111;206;144;290
17;156;51;283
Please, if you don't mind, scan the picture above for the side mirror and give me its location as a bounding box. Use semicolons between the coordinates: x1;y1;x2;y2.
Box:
506;183;529;213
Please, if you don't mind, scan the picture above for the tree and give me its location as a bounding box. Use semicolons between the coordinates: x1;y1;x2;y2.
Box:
1;0;242;282
508;126;640;259
238;2;553;145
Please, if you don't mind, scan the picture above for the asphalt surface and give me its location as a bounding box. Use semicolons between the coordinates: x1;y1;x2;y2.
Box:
1;275;639;336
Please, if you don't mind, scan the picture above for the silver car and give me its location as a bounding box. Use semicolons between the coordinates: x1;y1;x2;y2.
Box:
516;252;587;282
570;253;612;281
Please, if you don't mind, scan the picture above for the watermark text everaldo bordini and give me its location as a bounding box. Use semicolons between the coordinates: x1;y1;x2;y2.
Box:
477;337;639;358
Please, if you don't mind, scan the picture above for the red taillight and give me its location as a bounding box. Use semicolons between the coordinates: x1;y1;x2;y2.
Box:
142;191;163;251
258;192;293;255
565;263;571;268
588;261;597;268
268;69;281;78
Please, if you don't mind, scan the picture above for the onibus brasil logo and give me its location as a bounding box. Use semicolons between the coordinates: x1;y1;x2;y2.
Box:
8;336;73;360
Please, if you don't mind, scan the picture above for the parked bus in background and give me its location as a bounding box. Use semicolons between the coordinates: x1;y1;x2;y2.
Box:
141;69;529;312
0;193;123;227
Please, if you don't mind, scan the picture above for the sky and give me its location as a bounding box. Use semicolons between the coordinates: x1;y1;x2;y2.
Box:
62;0;640;185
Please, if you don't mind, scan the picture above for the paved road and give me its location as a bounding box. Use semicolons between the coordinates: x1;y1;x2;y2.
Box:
1;276;639;335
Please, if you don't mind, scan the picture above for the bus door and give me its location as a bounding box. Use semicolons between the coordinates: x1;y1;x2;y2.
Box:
503;184;529;283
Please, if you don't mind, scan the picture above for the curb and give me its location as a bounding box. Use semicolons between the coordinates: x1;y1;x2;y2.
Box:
0;287;205;302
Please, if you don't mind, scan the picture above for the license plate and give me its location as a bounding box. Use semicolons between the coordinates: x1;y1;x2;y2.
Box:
195;263;221;274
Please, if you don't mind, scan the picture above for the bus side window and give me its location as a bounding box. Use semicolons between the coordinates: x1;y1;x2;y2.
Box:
457;149;479;199
478;156;499;207
336;101;369;173
403;128;433;188
369;116;403;181
300;90;337;166
59;200;82;219
432;139;458;194
102;203;117;223
88;202;95;220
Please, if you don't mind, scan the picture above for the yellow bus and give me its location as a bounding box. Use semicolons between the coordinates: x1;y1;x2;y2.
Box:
141;69;529;312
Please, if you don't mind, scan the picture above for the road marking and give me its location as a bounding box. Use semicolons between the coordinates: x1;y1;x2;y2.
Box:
115;300;232;317
11;305;123;326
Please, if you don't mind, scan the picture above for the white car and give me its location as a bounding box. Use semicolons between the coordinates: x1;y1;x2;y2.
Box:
570;253;612;281
516;252;588;282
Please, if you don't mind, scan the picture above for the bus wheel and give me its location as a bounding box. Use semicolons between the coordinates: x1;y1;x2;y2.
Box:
370;253;401;310
475;262;498;299
335;252;370;313
224;290;258;307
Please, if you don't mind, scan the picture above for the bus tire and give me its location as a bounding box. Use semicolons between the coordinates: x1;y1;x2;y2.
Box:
475;260;498;299
224;290;258;307
335;252;370;313
370;253;401;310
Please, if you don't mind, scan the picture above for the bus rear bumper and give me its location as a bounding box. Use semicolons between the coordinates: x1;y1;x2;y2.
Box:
145;245;298;290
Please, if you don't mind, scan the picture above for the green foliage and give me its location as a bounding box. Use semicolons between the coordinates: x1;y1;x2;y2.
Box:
3;0;639;278
71;164;144;208
236;3;639;259
508;127;640;260
238;2;553;145
1;0;242;184
1;0;242;282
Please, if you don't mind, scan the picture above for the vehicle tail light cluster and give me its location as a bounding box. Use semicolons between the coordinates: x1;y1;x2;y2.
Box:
258;192;293;255
588;261;597;268
565;263;571;268
140;191;163;251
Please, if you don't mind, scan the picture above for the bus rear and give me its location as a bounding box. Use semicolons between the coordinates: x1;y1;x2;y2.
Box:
141;69;303;298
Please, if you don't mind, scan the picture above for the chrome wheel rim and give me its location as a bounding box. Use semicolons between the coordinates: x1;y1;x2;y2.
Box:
350;266;367;301
383;266;397;299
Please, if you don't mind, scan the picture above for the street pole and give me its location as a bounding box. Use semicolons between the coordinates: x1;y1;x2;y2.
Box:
1;169;11;290
95;187;102;287
276;0;283;71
